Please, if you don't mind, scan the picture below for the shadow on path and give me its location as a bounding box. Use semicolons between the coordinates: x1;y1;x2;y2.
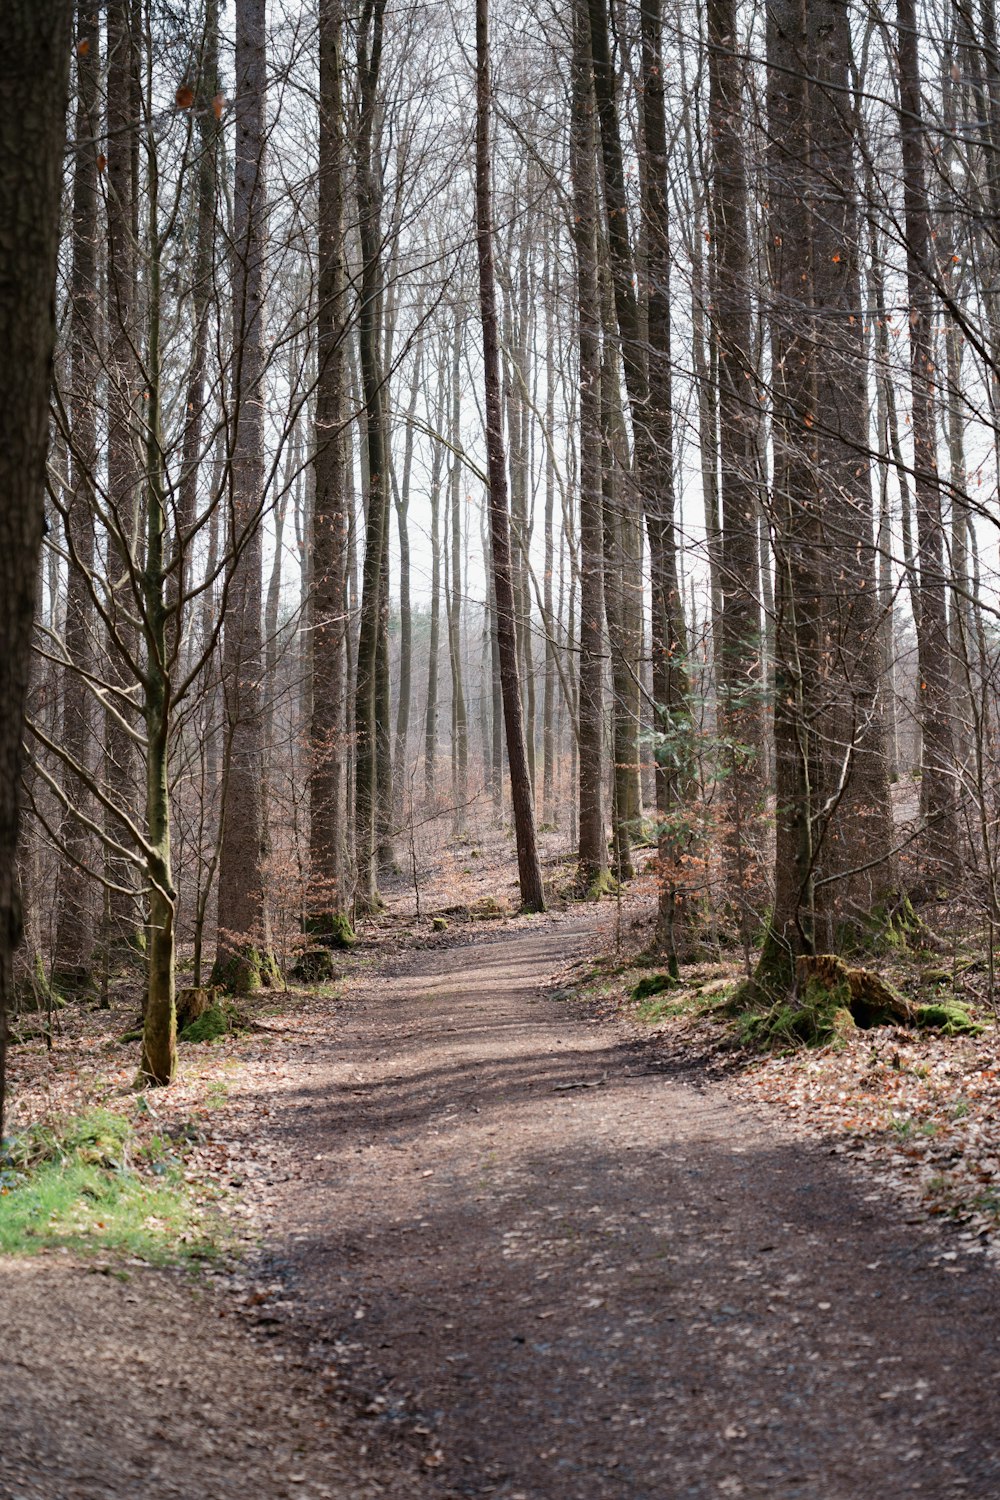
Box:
254;917;1000;1500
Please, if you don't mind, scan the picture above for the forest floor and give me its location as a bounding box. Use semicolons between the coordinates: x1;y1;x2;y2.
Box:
4;870;1000;1498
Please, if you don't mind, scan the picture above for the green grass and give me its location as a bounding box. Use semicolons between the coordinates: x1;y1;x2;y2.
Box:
0;1107;226;1264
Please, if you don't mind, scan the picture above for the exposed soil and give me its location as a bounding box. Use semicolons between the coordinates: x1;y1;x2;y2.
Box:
5;911;1000;1499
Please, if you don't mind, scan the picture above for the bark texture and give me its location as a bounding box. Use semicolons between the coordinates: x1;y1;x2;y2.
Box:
0;0;73;1136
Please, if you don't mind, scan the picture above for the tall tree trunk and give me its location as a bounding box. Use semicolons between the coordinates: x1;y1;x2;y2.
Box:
475;0;544;912
53;2;100;996
897;0;959;885
447;308;469;830
104;0;144;956
352;0;389;911
310;219;350;918
424;351;446;802
589;0;690;960
708;0;768;949
391;338;421;826
571;0;608;894
0;0;74;1137
807;0;894;944
139;163;179;1086
175;0;220;634
213;0;275;991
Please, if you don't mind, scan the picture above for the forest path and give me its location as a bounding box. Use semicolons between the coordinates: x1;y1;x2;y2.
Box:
5;914;1000;1500
256;913;1000;1499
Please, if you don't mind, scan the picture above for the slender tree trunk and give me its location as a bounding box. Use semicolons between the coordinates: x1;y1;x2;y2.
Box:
352;0;389;911
309;5;350;921
447;308;469;830
391;339;421;826
104;0;144;955
475;0;544;911
424;352;446;802
175;0;220;632
139;176;178;1086
53;2;100;995
213;0;275;990
571;0;608;894
897;0;959;884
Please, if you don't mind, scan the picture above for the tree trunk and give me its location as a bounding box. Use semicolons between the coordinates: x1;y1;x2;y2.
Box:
0;0;74;1136
104;0;144;955
447;308;469;831
213;0;275;991
424;350;447;801
571;0;608;894
352;0;389;911
53;2;100;996
475;0;544;912
897;0;959;885
708;0;768;947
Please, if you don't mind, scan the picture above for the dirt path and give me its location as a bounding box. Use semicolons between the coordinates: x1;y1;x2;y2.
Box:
4;914;1000;1499
252;914;1000;1499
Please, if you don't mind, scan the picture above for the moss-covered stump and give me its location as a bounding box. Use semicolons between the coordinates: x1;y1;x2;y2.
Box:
577;867;617;902
211;947;281;995
175;985;220;1031
304;911;357;950
797;955;915;1027
179;1005;229;1043
741;953;982;1049
179;999;249;1044
290;948;337;984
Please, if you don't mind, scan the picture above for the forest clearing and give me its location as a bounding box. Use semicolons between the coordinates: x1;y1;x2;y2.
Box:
7;0;1000;1493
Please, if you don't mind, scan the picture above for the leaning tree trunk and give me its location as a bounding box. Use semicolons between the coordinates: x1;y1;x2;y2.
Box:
0;0;74;1137
213;0;275;992
475;0;545;912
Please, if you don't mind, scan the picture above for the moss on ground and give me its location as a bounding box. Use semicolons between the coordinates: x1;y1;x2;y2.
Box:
914;1001;983;1037
0;1107;225;1263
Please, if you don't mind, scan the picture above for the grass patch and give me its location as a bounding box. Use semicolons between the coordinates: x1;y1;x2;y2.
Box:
0;1107;225;1264
635;994;695;1024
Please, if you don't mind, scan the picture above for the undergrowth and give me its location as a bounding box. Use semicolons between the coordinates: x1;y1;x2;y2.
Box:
0;1106;226;1264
